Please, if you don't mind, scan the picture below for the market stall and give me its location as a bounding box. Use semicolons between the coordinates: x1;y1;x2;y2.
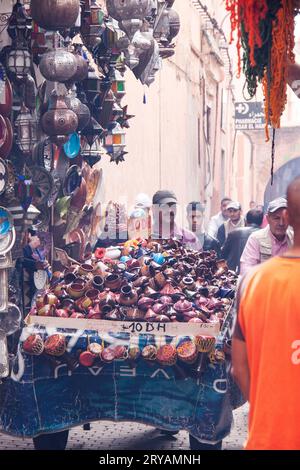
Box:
1;239;242;448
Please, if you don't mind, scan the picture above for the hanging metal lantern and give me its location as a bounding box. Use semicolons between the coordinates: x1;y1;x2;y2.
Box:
81;117;104;146
168;9;180;42
81;0;106;48
41;93;78;146
39;49;78;83
106;0;151;40
6;47;31;78
111;70;126;102
104;122;126;155
96;89;115;128
65;87;91;131
81;137;103;167
7;0;32;46
31;0;80;31
69;49;89;82
15;105;38;155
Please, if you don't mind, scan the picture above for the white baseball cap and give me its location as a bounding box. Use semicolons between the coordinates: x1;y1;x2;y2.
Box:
135;193;152;209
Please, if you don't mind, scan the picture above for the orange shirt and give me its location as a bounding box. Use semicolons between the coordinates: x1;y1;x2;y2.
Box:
237;256;300;450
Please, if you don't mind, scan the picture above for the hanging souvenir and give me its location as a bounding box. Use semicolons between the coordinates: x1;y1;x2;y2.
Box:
32;139;56;172
0;65;13;117
31;0;80;31
28;166;54;207
63;165;82;196
0;118;13;159
41;93;78;146
0;159;7;196
39;50;78;83
14;105;38;155
63;132;81;159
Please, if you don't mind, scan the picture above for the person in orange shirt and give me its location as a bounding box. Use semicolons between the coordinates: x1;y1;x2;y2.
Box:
232;176;300;450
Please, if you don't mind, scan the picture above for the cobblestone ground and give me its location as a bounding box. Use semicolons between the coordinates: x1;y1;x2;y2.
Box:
0;404;248;450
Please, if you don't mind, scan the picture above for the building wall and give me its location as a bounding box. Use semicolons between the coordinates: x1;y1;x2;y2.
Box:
99;0;238;225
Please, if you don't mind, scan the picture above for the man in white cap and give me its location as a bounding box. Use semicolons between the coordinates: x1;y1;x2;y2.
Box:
240;197;293;275
134;193;152;238
217;201;245;247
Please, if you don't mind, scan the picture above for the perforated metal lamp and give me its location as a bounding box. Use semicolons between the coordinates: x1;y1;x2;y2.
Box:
7;47;31;78
15;105;38;155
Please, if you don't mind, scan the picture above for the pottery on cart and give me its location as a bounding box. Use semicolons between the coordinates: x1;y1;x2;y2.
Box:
67;282;87;299
92;275;104;291
118;285;138;306
105;273;122;291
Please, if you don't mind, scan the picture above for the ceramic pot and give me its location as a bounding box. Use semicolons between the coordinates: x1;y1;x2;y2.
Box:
103;306;121;321
79;350;96;367
160;280;177;295
64;272;77;284
44;334;66;356
92;275;104;291
113;345;128;361
55;309;69;318
123;307;144;321
177;341;198;364
87;343;103;356
174;297;193;313
78;263;94;276
67;282;86;299
99;288;116;308
152;302;167;315
60;298;75;310
154;314;170;323
137;296;155;311
118;285;138;306
156;344;177;366
195;335;216;353
101;347;115;363
85;288;99;300
105;274;122;291
141;345;157;361
144;308;157;322
154;271;166;288
38;304;55;317
23;334;44;356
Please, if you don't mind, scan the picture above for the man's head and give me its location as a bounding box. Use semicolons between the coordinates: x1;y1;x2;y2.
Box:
246;209;264;227
266;197;288;241
221;197;231;218
249;200;256;209
287;177;300;235
29;235;40;249
226;201;242;223
134;193;152;213
186;201;205;233
152;190;177;225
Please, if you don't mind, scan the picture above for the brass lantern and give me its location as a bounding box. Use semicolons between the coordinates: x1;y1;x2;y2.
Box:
15;105;38;155
31;0;80;31
41;93;78;146
39;49;78;83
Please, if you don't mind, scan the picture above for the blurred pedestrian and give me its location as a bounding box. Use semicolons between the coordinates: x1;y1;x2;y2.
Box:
240;197;293;275
231;176;300;449
207;197;232;239
186;201;220;255
151;190;199;250
217;201;244;247
221;209;263;273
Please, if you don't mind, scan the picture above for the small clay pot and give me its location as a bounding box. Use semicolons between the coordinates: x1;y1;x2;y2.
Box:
23;334;44;356
38;304;56;317
105;273;122;291
177;340;198;364
113;345;128;361
78;263;94;276
85;288;99;300
142;345;157;361
195;335;216;353
137;296;155;311
44;334;66;357
101;347;115;363
156;344;177;366
79;350;96;367
92;275;104;291
118;285;138;306
103;306;121;321
67;282;86;299
64;272;77;284
144;308;157;322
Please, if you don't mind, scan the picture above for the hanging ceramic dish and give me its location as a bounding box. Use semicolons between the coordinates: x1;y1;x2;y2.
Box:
0;206;13;237
0;158;7;195
0;118;13;159
63;165;82;196
63;132;80;159
28;166;54;206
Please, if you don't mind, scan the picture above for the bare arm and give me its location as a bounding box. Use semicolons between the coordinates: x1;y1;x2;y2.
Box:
231;337;250;401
